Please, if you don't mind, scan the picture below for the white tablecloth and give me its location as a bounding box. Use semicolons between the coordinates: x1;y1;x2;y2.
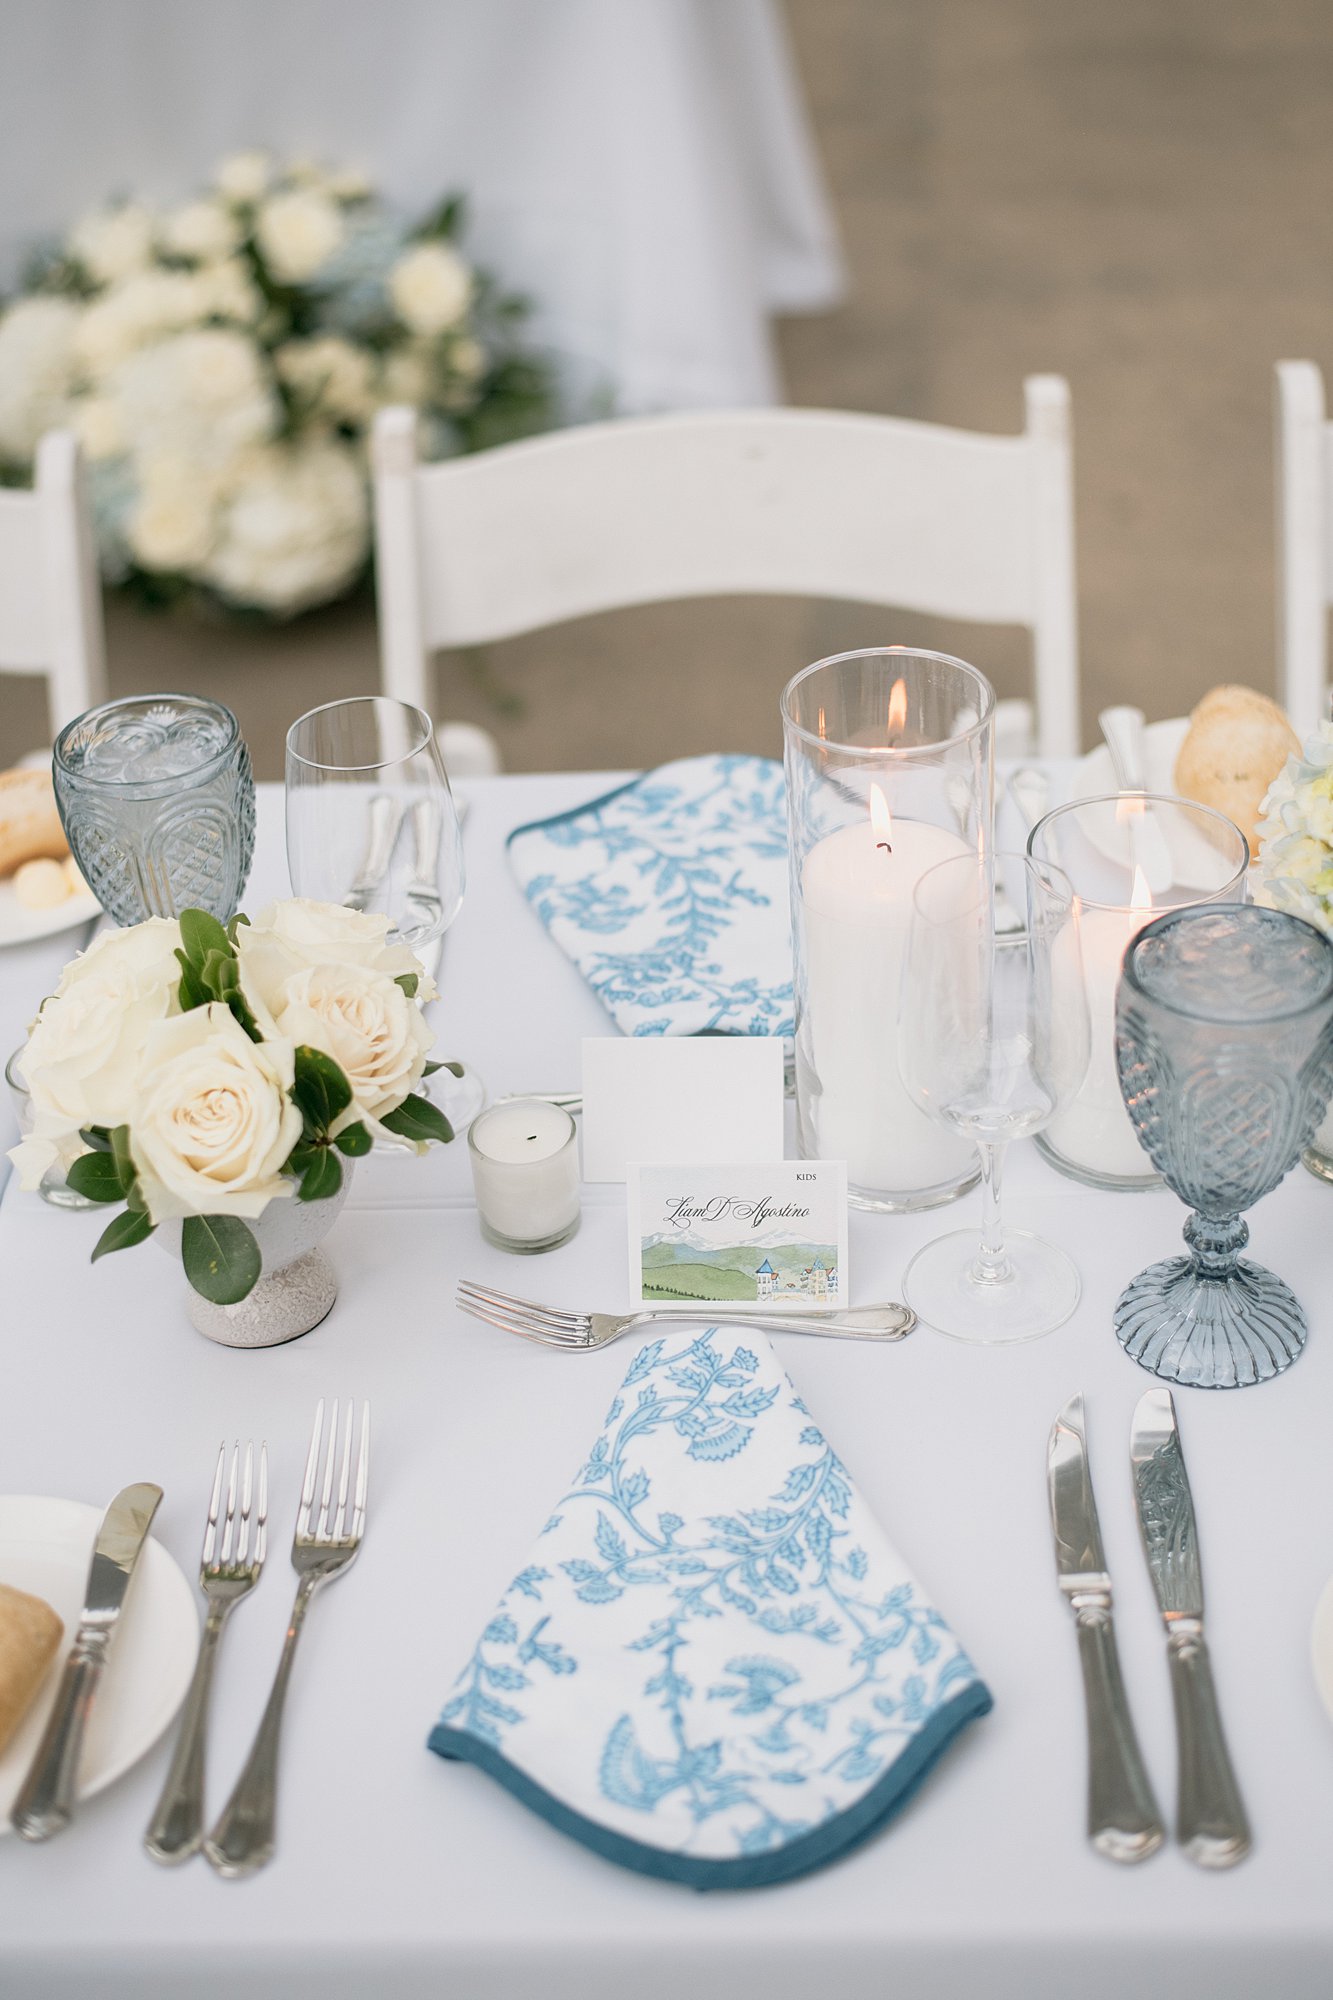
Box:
0;0;843;411
1;776;1331;1999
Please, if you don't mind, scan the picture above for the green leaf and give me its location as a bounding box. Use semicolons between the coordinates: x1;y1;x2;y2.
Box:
79;1125;114;1152
292;1046;353;1135
67;1152;127;1202
225;911;251;944
421;1059;464;1079
210;954;262;1041
380;1093;454;1147
109;1124;136;1195
174;948;209;1012
91;1208;155;1261
179;908;233;969
394;972;419;999
333;1121;373;1157
297;1148;343;1201
181;1215;261;1305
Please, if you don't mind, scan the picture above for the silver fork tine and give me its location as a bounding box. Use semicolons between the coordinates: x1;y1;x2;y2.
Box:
202;1444;225;1568
459;1294;589;1338
352;1404;370;1542
456;1280;588;1330
219;1444;239;1566
255;1444;268;1568
237;1441;254;1565
297;1400;324;1540
333;1403;354;1541
456;1297;589;1345
316;1399;340;1541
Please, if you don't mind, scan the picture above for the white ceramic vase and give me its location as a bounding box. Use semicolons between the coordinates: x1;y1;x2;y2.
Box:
157;1168;353;1348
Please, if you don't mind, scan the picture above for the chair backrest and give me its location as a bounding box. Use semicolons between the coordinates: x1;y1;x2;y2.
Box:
373;378;1079;756
1275;360;1333;737
0;430;107;743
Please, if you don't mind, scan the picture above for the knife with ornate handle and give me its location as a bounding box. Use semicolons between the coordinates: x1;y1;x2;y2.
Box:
1130;1387;1251;1868
10;1482;163;1842
1048;1393;1164;1862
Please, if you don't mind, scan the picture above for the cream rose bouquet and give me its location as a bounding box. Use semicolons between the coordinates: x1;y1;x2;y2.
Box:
7;898;456;1304
1255;719;1333;936
0;151;553;617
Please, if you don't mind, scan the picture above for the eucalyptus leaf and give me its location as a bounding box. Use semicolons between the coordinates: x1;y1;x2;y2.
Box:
333;1121;373;1157
91;1208;155;1261
380;1093;454;1147
298;1148;343;1201
292;1045;353;1135
179;907;233;969
394;972;419;999
66;1152;127;1203
174;949;209;1012
181;1215;262;1304
109;1124;136;1196
421;1059;464;1079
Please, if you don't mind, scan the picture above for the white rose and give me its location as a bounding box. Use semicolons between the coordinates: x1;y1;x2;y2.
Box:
7;918;182;1187
202;437;368;613
327;165;372;202
111;329;276;474
0;296;80;461
72;271;204;377
389;243;473;335
70;203;154;283
161;198;239;263
129;1004;302;1222
199;257;263;324
275;336;375;421
236;898;437;1012
450;335;486;382
265;962;433;1133
70;392;127;460
255;190;344;283
126;466;218;571
216;150;272;202
379;344;432;408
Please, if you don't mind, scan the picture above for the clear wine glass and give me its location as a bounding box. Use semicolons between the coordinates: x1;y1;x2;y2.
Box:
285;696;485;1128
898;851;1090;1342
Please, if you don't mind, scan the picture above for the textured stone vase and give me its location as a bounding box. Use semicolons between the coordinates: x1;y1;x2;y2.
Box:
158;1169;352;1348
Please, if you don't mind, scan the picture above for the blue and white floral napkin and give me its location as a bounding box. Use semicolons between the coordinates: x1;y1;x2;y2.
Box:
429;1329;991;1887
506;754;793;1038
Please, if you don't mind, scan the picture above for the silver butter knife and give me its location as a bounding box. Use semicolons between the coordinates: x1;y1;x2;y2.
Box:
1048;1394;1164;1863
11;1482;162;1841
1130;1388;1251;1868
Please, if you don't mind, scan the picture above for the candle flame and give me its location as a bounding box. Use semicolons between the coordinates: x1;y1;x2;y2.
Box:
1115;792;1145;823
870;782;893;853
1130;863;1153;911
887;677;908;743
817;705;826;741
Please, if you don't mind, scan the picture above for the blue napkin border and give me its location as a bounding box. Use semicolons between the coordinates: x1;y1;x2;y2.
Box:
428;1679;990;1889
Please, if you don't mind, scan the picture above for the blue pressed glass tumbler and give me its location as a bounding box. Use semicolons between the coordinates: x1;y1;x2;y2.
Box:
1114;904;1333;1388
53;694;255;924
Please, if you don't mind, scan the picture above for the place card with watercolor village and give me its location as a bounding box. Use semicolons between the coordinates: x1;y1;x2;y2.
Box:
626;1162;849;1313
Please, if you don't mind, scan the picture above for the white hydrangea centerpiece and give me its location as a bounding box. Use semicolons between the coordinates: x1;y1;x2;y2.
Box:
0;155;553;618
7;900;458;1306
1254;719;1333;936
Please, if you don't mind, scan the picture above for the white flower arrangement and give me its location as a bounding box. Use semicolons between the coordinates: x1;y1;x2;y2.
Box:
1254;719;1333;938
7;899;456;1304
0;153;553;617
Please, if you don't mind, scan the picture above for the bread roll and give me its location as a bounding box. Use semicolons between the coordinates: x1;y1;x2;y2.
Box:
0;769;69;877
1173;685;1300;851
0;1581;63;1756
13;857;71;910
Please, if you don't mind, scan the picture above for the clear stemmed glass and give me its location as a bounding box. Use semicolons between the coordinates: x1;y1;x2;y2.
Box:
285;696;485;1128
898;852;1090;1343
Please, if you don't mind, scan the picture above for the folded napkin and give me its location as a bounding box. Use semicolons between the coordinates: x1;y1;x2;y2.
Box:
429;1329;991;1887
506;753;793;1037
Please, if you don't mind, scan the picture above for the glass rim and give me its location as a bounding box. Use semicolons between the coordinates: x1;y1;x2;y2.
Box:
910;848;1076;927
1121;903;1333;1024
780;646;997;761
285;696;435;775
467;1098;578;1162
1025;791;1250;913
54;693;240;787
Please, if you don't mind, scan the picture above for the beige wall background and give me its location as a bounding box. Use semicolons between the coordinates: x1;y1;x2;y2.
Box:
5;0;1333;775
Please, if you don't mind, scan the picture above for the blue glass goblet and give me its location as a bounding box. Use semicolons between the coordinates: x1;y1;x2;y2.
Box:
1114;904;1333;1389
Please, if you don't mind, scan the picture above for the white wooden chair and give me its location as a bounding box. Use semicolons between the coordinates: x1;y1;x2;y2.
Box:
1275;360;1333;737
372;378;1080;769
0;429;107;744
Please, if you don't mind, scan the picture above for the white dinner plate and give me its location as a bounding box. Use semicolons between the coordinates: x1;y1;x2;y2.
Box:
1066;716;1236;890
0;879;101;949
1312;1576;1333;1727
0;1494;196;1830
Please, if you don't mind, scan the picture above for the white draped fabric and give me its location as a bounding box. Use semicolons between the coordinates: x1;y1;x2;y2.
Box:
0;0;844;410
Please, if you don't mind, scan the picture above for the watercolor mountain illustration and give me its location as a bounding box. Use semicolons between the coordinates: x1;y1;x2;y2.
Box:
640;1233;839;1303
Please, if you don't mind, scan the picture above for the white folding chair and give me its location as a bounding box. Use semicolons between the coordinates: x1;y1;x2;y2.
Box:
372;378;1080;768
1275;360;1333;737
0;429;107;745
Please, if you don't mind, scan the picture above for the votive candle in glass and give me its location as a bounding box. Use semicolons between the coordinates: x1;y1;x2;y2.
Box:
468;1099;580;1252
782;647;995;1211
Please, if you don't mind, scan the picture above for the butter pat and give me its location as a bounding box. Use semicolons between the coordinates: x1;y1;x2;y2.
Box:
13;857;71;910
0;1580;63;1755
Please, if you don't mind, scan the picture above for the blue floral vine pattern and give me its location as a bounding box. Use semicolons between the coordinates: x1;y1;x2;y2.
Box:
507;754;794;1037
436;1330;986;1864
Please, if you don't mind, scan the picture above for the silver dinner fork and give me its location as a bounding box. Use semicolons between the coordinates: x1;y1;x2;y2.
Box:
203;1401;370;1880
456;1280;916;1349
144;1442;267;1866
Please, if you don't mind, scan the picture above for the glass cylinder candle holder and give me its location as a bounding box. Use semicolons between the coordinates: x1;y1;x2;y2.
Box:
782;647;995;1211
1027;794;1248;1191
468;1099;580;1253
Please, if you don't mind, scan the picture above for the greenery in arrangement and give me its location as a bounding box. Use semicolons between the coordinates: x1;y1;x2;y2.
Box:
0;150;555;616
1255;719;1333;940
7;898;456;1304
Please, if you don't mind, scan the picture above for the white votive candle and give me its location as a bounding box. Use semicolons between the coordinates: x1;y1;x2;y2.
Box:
468;1099;580;1252
1043;900;1154;1183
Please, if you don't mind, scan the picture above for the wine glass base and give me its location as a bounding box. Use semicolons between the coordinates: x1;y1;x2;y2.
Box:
1114;1253;1306;1389
903;1228;1081;1345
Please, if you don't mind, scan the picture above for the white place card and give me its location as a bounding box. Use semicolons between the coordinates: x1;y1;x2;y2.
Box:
627;1161;849;1312
580;1035;784;1183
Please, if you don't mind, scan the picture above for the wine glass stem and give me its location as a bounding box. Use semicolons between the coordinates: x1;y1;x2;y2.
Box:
972;1140;1015;1286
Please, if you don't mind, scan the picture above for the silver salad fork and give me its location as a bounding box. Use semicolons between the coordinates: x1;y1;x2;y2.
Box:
144;1442;268;1865
203;1400;370;1879
456;1280;916;1350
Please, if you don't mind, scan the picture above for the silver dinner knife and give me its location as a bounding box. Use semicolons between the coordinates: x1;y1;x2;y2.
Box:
11;1482;163;1841
1048;1393;1164;1862
1130;1388;1251;1868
